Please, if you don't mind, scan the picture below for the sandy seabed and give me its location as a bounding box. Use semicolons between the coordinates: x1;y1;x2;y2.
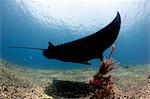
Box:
0;60;150;99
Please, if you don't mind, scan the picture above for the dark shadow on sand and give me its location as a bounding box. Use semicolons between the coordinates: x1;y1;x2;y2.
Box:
45;80;95;98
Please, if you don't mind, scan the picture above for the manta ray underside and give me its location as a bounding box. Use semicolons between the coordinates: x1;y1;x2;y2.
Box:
10;12;121;65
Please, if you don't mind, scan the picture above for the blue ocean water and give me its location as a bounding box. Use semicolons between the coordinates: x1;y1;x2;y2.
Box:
1;0;150;69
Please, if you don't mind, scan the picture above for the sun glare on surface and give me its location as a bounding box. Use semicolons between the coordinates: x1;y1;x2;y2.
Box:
15;0;148;36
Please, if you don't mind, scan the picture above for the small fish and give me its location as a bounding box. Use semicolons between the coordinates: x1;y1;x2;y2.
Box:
10;12;121;65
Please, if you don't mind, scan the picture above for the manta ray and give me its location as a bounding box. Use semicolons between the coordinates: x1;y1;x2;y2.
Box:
10;12;121;65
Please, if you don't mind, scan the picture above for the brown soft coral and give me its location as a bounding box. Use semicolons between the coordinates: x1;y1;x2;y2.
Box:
88;44;118;99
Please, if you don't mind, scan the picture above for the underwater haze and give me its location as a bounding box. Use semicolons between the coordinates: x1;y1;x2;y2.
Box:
1;0;150;69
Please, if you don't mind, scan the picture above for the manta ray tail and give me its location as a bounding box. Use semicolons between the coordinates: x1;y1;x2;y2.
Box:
9;46;45;50
9;41;55;51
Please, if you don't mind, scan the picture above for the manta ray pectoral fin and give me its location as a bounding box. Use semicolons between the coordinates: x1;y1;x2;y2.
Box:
48;41;55;49
82;61;91;65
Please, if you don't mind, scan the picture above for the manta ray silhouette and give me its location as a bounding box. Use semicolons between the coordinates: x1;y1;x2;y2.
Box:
10;12;121;65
